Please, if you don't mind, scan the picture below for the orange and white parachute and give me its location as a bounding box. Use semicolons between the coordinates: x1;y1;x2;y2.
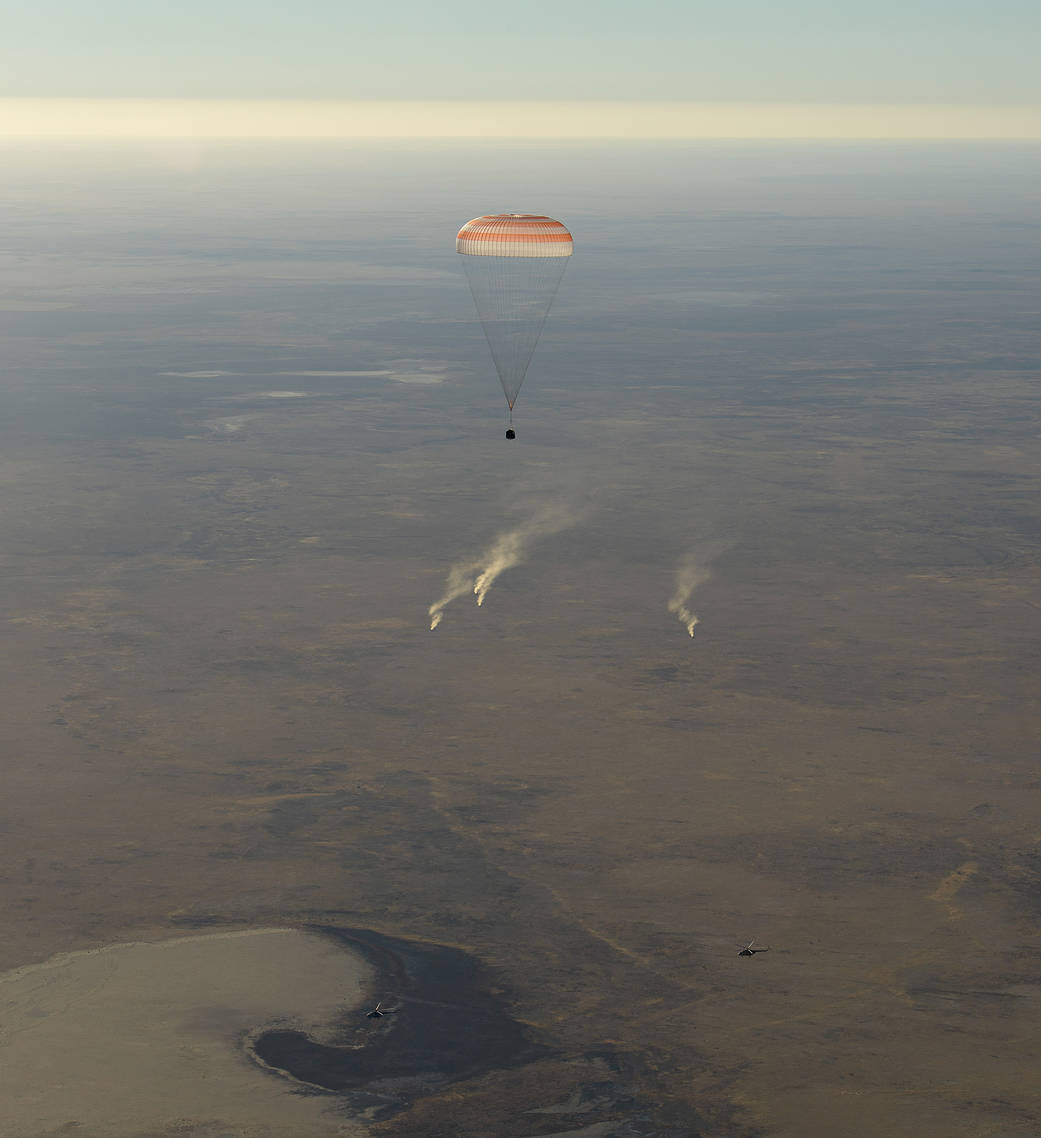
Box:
457;213;573;423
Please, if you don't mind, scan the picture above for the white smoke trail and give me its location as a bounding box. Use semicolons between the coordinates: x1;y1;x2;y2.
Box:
428;559;482;630
429;505;574;630
668;556;711;637
473;528;528;607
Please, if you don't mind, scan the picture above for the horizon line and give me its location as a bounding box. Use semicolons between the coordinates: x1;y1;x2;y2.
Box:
2;99;1041;140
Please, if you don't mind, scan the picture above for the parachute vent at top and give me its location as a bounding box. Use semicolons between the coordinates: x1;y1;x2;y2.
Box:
456;214;573;258
457;212;573;421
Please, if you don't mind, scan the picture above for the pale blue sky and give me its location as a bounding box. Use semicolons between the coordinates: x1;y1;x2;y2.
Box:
3;0;1039;103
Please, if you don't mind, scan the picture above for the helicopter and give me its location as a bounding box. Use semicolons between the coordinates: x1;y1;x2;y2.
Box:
738;939;769;957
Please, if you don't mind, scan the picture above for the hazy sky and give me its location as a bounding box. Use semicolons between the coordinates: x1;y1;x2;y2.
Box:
4;0;1039;103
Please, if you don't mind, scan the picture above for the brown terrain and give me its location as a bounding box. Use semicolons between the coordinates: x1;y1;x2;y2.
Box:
1;142;1040;1137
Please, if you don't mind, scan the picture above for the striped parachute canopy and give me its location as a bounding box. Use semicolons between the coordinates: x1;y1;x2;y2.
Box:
457;214;572;423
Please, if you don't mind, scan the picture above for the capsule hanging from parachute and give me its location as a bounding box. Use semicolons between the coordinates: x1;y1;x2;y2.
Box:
456;214;573;437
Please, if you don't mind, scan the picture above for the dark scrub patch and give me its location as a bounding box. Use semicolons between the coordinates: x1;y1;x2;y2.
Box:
251;926;547;1114
251;927;720;1135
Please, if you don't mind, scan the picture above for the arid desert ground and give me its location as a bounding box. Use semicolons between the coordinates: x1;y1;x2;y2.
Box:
1;141;1040;1137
